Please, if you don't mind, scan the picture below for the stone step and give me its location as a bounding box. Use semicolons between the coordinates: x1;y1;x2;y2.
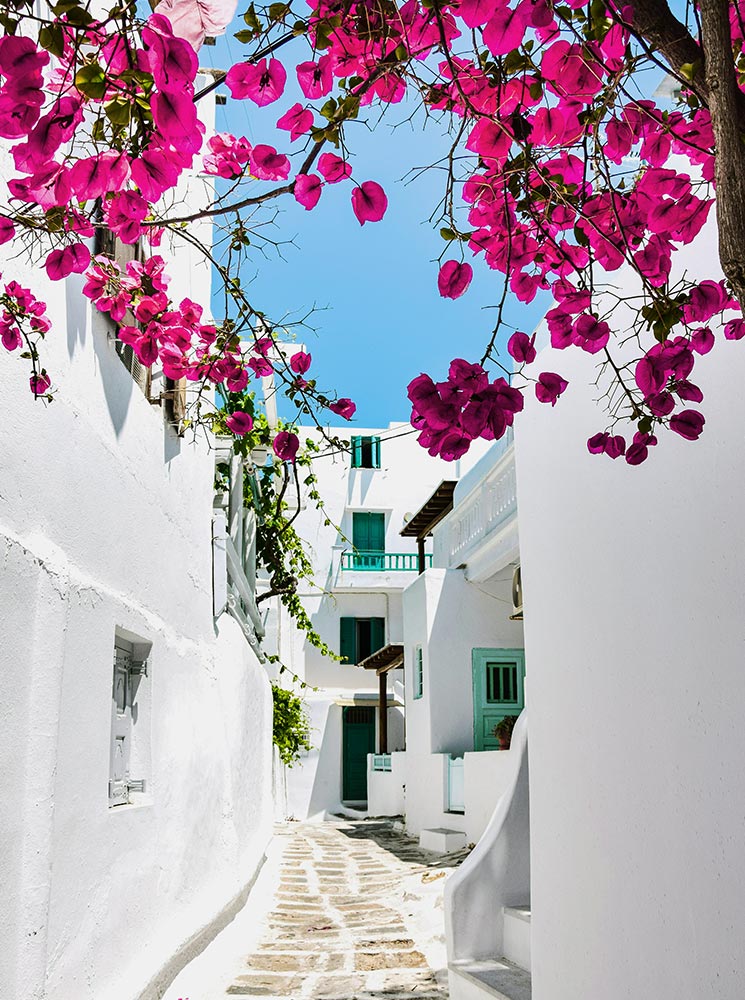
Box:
503;904;531;972
448;959;531;1000
419;827;467;853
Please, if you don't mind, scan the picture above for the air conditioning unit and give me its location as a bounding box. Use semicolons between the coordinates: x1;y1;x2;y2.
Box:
509;564;523;621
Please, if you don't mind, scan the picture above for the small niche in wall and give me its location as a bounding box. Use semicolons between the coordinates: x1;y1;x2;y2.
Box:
110;626;153;807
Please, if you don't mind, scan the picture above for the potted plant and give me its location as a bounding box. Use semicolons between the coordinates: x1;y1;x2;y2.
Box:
493;715;519;750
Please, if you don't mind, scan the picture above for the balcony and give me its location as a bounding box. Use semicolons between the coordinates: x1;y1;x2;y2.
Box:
340;550;433;572
432;435;518;582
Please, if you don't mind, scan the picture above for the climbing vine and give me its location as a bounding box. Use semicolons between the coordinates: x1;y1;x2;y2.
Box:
272;683;313;766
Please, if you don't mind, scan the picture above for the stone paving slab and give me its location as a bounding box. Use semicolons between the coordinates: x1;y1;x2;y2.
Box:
220;820;468;999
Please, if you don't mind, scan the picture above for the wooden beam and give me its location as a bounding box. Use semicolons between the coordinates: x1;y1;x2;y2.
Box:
378;671;388;754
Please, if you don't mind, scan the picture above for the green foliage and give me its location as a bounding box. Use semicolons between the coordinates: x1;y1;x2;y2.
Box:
212;396;345;662
272;684;312;766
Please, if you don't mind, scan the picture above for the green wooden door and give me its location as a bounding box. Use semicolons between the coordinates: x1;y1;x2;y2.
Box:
342;706;376;800
352;512;385;568
472;648;525;750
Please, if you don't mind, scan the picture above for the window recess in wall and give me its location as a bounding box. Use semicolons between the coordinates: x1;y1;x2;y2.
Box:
95;228;187;429
340;617;385;665
351;436;381;469
110;629;152;807
413;645;424;699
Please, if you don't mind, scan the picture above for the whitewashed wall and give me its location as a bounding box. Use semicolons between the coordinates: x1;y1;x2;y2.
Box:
0;90;273;999
515;218;745;999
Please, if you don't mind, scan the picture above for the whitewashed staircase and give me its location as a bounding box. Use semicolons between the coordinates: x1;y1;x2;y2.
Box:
445;713;531;1000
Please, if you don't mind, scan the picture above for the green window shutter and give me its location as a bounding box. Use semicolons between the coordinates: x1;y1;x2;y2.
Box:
351;436;362;468
340;617;357;664
352;512;370;550
369;513;385;552
371;436;381;468
370;618;385;655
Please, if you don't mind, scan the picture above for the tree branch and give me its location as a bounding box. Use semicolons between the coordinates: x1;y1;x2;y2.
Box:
699;0;745;309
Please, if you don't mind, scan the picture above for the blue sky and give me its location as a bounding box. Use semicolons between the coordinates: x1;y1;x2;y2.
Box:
198;29;549;427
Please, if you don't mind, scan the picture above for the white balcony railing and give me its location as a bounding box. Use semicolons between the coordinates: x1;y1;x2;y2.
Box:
433;437;518;578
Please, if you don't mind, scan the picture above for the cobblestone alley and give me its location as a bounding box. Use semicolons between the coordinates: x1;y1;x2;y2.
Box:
167;820;468;1000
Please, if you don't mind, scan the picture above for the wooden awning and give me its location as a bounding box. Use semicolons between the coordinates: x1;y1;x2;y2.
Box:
400;480;457;540
359;643;404;674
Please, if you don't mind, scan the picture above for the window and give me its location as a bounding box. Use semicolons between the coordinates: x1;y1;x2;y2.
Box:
351;436;381;469
339;617;385;664
110;630;152;807
96;231;186;427
413;645;424;699
352;511;385;568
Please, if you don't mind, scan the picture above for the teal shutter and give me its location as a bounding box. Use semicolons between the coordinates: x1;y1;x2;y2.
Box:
351;436;362;468
371;436;381;468
370;617;385;655
340;617;357;663
369;513;385;552
352;512;370;551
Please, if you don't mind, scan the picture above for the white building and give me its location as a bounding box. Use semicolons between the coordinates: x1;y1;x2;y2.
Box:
268;423;490;820
366;432;526;850
0;80;274;1000
444;207;745;1000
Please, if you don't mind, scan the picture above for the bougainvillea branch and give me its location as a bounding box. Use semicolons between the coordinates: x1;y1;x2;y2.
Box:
1;0;745;480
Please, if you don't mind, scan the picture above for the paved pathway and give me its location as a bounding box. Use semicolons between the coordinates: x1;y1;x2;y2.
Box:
222;820;466;999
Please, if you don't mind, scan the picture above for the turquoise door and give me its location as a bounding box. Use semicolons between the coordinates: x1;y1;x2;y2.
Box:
472;648;525;750
352;512;385;568
342;706;376;800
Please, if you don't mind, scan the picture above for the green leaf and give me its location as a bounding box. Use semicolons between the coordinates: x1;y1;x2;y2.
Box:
268;1;290;20
38;23;65;58
104;96;131;126
440;227;457;241
75;62;107;99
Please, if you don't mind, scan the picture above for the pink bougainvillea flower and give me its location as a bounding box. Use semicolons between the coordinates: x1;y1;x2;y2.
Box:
226;57;287;105
226;367;249;392
483;2;530;56
670;409;705;441
152;0;238;50
226;410;254;436
0;217;15;244
438;260;473;299
248;355;273;377
459;0;498;29
29;371;51;396
351;182;388;225
290;350;311;374
724;318;745;341
131;148;181;201
448;358;488;395
276;103;313;141
318;153;352;184
691;327;715;355
294;173;322;210
152;90;202;153
142;14;199;88
249;144;290;181
296;56;333;99
535;372;568;406
507;331;536;364
273;430;299;461
329;397;356;420
45;243;91;281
